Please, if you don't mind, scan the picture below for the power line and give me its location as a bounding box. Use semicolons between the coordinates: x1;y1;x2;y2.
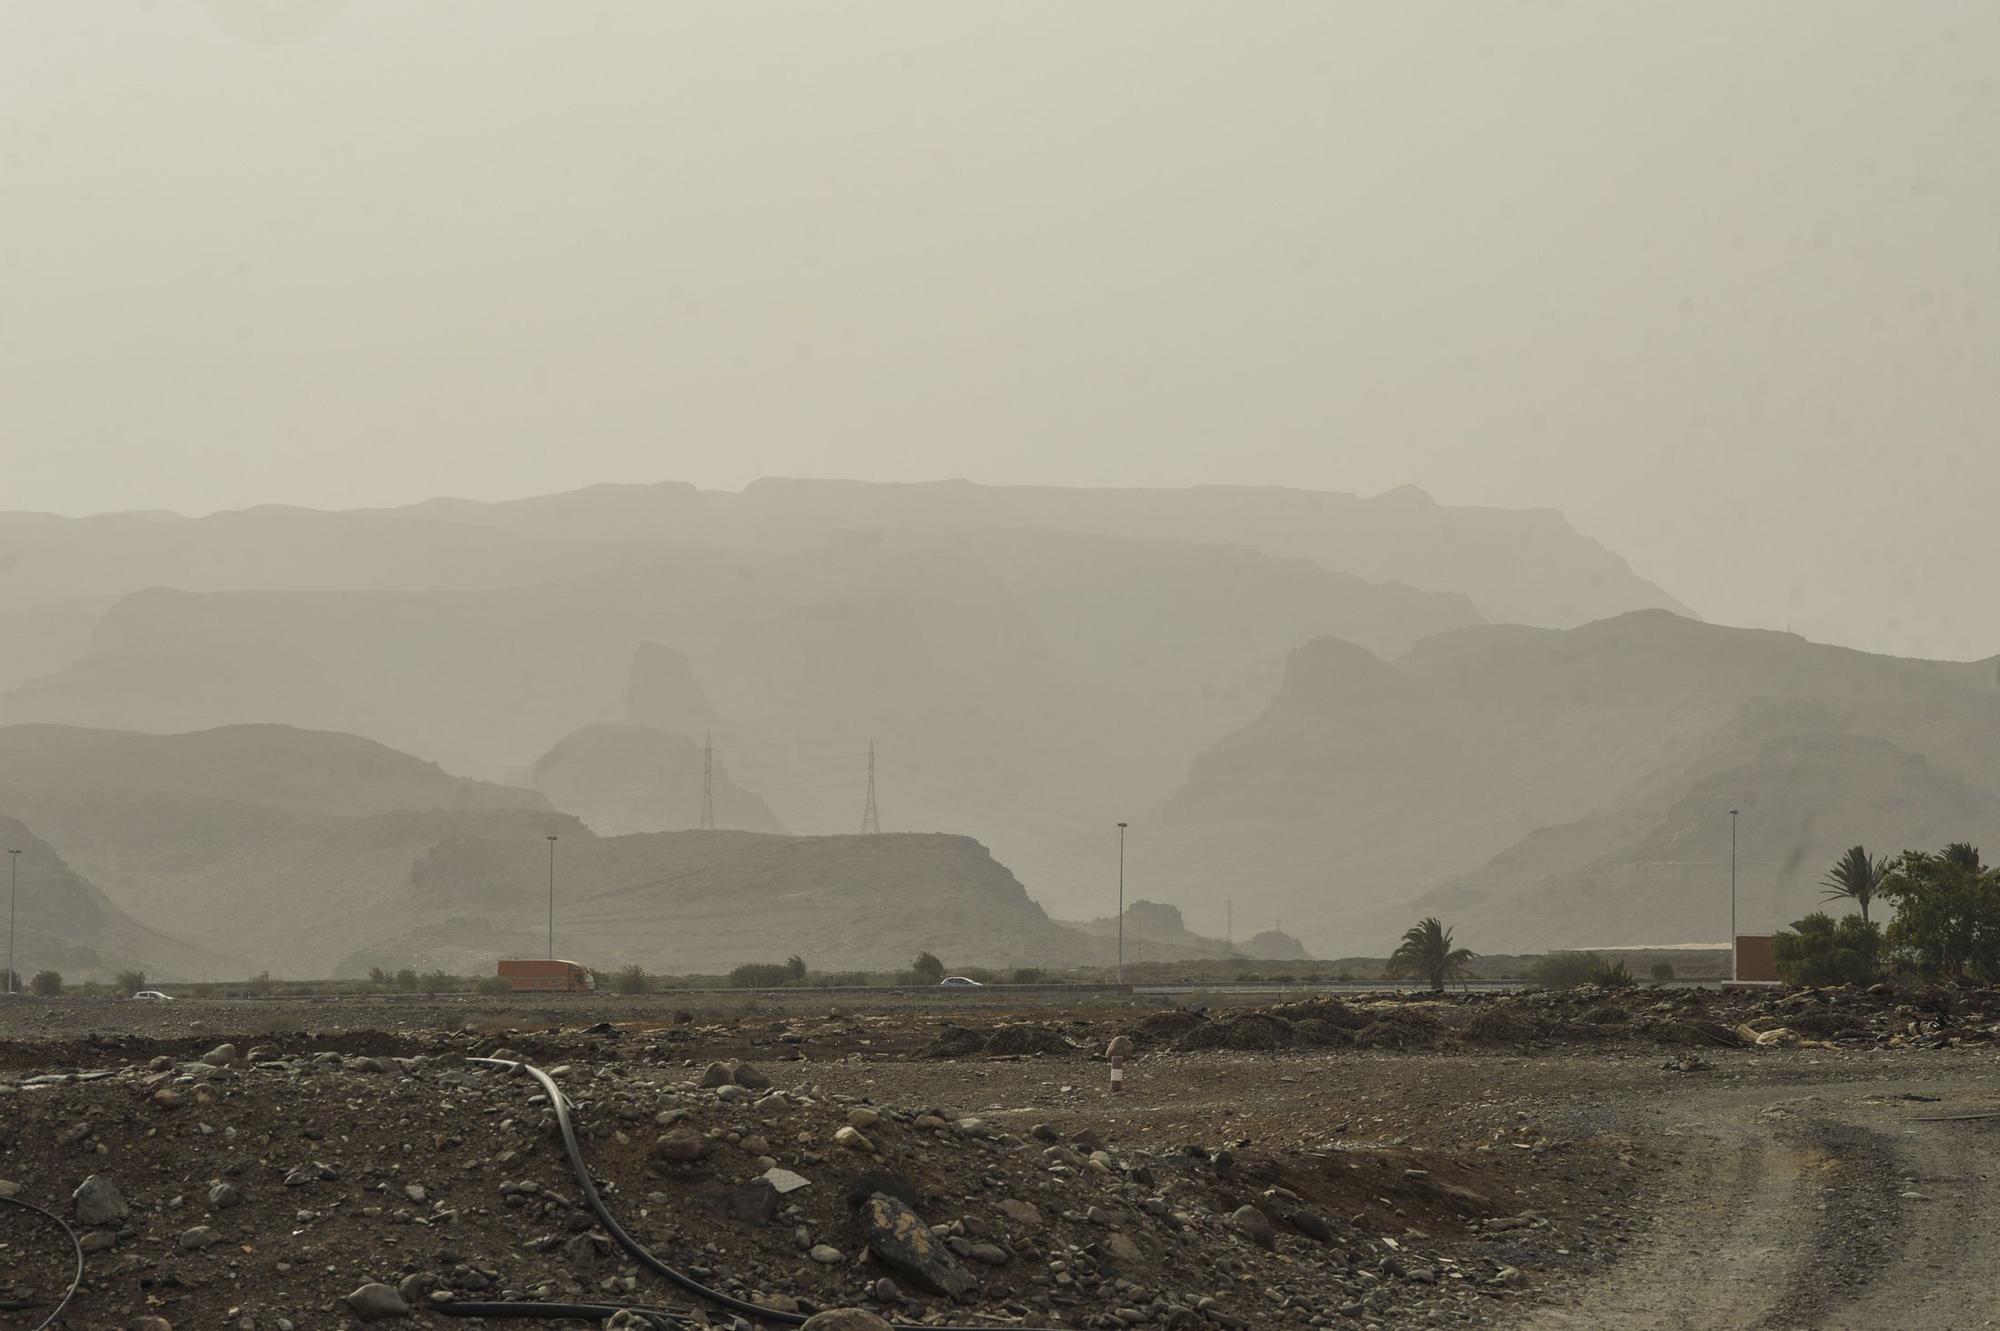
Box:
860;739;880;834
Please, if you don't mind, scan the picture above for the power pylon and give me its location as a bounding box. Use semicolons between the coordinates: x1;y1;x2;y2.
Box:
861;740;880;834
699;732;716;830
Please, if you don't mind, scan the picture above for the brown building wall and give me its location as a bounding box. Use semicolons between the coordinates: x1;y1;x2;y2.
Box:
1735;934;1778;983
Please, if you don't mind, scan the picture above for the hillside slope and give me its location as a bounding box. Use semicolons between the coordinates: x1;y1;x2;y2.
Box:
1153;612;2000;953
0;816;222;982
344;829;1090;977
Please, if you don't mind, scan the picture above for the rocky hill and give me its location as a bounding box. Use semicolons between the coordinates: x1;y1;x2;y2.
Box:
0;725;564;977
344;828;1091;977
1059;900;1308;962
0;816;222;982
529;723;783;836
1154;612;2000;954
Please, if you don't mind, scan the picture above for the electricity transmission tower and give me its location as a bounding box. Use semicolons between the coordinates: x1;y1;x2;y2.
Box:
860;739;880;834
699;732;716;830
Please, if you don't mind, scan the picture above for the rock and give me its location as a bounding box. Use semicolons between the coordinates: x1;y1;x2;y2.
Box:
153;1089;183;1109
858;1193;976;1299
73;1174;130;1226
403;1184;427;1203
80;1230;118;1252
801;1312;893;1331
714;1084;753;1103
343;1283;412;1320
731;1062;771;1090
1289;1210;1334;1242
131;1319;173;1331
810;1243;846;1264
763;1167;811;1194
201;1043;238;1067
653;1128;709;1163
846;1107;882;1130
704;1180;780;1227
0;1179;18;1197
843;1169;919;1210
177;1225;223;1250
1105;1232;1142;1263
1231;1205;1277;1250
834;1125;874;1152
697;1062;735;1088
209;1182;242;1210
996;1198;1042;1230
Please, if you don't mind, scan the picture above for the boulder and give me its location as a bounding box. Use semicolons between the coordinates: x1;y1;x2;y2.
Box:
343;1283;411;1320
73;1174;129;1226
1232;1204;1277;1250
858;1193;976;1299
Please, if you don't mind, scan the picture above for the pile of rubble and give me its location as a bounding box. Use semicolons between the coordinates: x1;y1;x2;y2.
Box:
0;1031;1637;1331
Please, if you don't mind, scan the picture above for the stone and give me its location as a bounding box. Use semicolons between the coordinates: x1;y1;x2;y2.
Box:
131;1319;174;1331
153;1089;183;1109
846;1107;881;1130
763;1167;811;1195
858;1193;976;1299
1105;1232;1142;1263
0;1179;17;1197
1232;1205;1277;1250
731;1062;771;1090
1289;1210;1334;1242
996;1198;1042;1230
800;1310;893;1331
73;1174;130;1226
697;1061;735;1088
704;1180;780;1227
80;1230;118;1253
810;1243;845;1264
177;1225;223;1250
843;1169;919;1210
201;1044;238;1067
343;1283;412;1320
209;1182;242;1210
834;1125;874;1152
652;1128;709;1163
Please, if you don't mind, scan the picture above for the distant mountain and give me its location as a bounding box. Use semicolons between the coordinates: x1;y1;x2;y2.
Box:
0;815;222;982
1155;612;2000;953
0;724;562;976
343;828;1090;977
529;724;783;836
1059;899;1308;962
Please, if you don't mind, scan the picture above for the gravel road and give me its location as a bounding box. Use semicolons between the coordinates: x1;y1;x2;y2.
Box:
1517;1070;2000;1331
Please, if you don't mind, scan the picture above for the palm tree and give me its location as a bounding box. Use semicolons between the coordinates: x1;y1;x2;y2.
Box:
1943;842;1985;873
1820;845;1888;924
1386;917;1474;994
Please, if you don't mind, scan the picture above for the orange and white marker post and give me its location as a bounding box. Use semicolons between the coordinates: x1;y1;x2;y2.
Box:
1106;1034;1133;1095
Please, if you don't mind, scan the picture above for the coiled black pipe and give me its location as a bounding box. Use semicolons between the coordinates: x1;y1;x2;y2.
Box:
0;1192;86;1331
466;1056;1054;1331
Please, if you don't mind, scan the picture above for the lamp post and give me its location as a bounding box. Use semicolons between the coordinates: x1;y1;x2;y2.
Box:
1729;809;1739;982
6;849;18;995
545;835;558;960
1116;822;1127;988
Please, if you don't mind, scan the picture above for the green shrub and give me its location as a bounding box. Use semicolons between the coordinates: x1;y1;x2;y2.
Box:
1774;913;1882;986
29;970;63;996
730;962;795;988
114;969;147;994
394;968;419;992
1586;958;1635;988
475;975;512;996
419;969;453;995
1650;960;1676;982
911;952;945;983
610;964;649;995
1007;967;1046;985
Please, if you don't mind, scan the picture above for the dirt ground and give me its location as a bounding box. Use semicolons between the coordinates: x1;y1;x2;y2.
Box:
3;986;1998;1331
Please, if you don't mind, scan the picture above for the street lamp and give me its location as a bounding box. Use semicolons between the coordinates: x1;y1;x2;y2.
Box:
6;849;18;995
1116;822;1127;988
545;835;558;960
1729;809;1739;982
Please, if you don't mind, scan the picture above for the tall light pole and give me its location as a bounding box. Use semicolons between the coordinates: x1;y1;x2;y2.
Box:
6;849;18;995
1116;822;1127;988
545;835;558;960
1729;809;1739;982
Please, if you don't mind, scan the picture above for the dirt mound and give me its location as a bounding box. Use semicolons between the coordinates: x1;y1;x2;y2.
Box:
1353;1009;1450;1051
1132;1008;1206;1046
981;1023;1075;1056
920;1024;987;1058
1176;1013;1294;1051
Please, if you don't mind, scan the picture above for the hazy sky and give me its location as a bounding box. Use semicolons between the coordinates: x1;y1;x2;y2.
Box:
3;2;1995;659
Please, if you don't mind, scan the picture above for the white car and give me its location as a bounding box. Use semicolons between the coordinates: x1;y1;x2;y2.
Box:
131;990;175;1002
938;976;984;987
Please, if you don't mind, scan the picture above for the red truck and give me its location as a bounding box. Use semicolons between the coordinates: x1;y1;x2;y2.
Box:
496;958;595;992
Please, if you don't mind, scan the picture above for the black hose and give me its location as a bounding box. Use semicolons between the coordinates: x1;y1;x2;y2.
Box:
0;1193;86;1331
468;1056;1052;1331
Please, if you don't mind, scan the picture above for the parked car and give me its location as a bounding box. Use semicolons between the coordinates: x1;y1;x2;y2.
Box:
938;976;984;987
131;990;174;1002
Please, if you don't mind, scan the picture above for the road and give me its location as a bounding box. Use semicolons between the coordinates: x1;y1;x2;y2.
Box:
1516;1072;2000;1331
